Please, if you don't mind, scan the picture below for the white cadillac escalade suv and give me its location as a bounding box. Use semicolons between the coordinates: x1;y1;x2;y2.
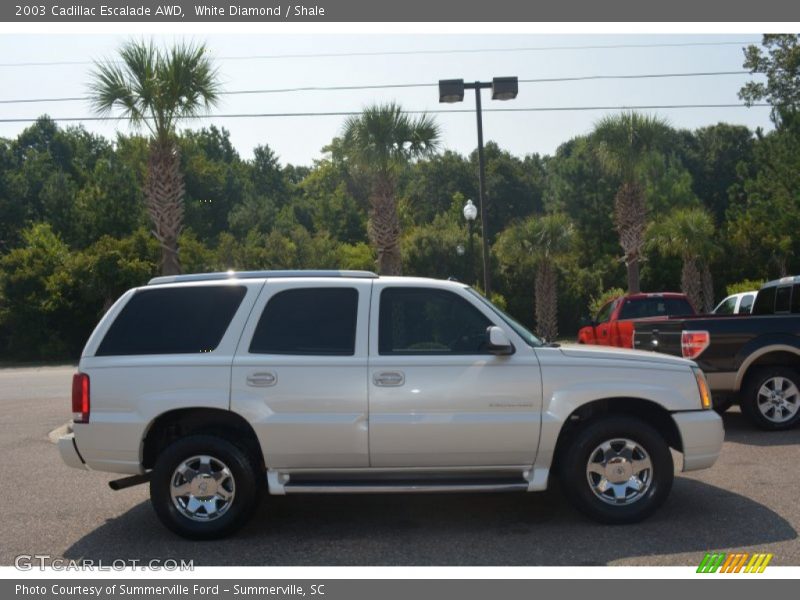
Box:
57;270;723;539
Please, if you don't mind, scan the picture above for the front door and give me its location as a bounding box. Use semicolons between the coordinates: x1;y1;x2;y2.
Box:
367;283;542;468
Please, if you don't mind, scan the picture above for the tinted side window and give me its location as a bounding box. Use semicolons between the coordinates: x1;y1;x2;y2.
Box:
739;294;755;314
595;300;616;323
775;285;792;313
96;286;246;356
792;285;800;314
752;286;776;315
379;288;493;355
715;296;737;315
250;288;358;355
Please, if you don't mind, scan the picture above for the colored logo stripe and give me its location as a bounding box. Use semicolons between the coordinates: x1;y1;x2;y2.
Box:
745;553;773;573
697;552;773;573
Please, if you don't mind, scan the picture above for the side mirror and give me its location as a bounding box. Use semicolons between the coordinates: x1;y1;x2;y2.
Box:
487;326;515;355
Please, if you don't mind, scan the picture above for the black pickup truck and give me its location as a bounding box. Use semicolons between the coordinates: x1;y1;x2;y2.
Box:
633;276;800;430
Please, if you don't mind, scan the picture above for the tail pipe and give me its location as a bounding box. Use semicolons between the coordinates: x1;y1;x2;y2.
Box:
108;473;150;491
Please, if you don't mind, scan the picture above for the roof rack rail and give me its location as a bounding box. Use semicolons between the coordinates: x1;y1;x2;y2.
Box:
148;269;379;285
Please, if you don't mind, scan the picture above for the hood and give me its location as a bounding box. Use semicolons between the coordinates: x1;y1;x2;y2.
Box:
557;343;694;368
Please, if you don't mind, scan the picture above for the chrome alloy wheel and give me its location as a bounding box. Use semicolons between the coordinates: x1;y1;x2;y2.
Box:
585;438;653;505
170;455;236;522
757;376;800;423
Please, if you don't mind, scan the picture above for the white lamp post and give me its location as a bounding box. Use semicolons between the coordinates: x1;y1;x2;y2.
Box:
463;199;478;286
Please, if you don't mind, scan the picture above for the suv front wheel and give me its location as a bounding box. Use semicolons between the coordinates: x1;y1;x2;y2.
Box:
558;416;674;524
150;434;262;539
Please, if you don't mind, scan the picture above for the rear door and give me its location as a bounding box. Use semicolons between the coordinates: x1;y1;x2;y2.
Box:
231;278;372;468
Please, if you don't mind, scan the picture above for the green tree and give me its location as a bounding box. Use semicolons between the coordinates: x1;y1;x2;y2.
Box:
592;112;672;294
676;124;755;224
472;142;546;234
89;40;221;274
341;102;439;275
181;126;248;242
647;207;716;311
740;34;800;126
401;150;475;225
402;213;479;283
495;213;575;341
727;128;800;278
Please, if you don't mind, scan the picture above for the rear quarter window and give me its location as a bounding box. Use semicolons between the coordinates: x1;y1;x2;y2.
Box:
752;286;776;315
775;285;792;313
96;285;247;356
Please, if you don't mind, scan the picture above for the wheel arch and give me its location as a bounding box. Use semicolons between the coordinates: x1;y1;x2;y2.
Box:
141;407;264;471
549;397;683;473
735;344;800;391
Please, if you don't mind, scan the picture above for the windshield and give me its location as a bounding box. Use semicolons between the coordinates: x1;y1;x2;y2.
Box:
466;288;542;348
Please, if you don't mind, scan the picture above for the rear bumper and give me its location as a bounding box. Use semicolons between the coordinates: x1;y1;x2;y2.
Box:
56;426;88;471
672;410;724;472
50;423;89;469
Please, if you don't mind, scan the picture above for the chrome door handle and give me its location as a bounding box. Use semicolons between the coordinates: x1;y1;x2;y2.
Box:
373;371;405;387
247;372;277;387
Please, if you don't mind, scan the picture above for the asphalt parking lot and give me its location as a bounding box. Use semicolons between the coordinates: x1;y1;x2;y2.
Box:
1;365;798;567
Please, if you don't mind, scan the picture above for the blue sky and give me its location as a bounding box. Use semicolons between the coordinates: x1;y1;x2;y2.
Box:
0;33;771;166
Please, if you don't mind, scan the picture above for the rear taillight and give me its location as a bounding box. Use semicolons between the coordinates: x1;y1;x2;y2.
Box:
71;373;90;423
681;330;710;359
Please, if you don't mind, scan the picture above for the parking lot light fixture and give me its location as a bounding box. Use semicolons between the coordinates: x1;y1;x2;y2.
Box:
438;79;465;103
491;77;519;101
439;77;518;296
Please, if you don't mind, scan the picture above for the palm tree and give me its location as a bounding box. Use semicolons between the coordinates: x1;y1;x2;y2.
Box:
592;112;672;294
647;207;716;312
341;103;439;275
495;213;575;341
89;40;220;275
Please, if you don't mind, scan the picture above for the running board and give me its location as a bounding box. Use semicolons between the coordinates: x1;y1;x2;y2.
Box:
282;481;529;494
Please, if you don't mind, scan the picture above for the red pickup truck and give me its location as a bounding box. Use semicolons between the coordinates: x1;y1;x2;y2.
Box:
578;292;696;348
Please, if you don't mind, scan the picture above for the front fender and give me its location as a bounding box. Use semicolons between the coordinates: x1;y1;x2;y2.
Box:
533;364;700;476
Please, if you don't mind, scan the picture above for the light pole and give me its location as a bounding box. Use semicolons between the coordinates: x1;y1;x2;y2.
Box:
463;198;478;286
439;76;518;297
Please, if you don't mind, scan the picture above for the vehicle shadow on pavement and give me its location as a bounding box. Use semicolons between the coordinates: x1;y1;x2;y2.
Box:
62;477;796;566
721;409;800;447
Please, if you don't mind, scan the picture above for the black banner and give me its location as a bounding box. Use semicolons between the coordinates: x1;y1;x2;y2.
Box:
5;579;798;600
3;0;800;22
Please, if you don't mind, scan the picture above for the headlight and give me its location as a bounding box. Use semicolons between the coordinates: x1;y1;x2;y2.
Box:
692;367;712;410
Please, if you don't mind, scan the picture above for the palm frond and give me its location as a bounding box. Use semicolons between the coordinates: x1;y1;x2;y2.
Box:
88;39;220;143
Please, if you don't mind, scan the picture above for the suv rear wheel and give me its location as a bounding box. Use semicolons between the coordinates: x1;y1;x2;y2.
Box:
740;366;800;431
558;416;673;524
150;434;262;539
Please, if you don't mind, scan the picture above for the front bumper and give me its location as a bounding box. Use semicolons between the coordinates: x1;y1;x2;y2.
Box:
55;423;88;470
672;410;724;471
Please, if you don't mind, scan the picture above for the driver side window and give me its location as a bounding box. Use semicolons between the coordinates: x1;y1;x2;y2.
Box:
595;300;616;324
379;287;493;355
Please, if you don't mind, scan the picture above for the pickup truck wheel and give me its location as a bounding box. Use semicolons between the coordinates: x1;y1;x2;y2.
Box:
558;416;673;524
713;396;734;415
150;434;262;539
740;367;800;431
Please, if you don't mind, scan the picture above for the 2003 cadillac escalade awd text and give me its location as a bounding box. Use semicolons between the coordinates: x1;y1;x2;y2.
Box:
57;270;723;539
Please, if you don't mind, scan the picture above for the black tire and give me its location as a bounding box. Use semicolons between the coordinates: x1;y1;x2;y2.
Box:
557;416;674;524
713;395;734;415
150;434;263;539
740;366;800;431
